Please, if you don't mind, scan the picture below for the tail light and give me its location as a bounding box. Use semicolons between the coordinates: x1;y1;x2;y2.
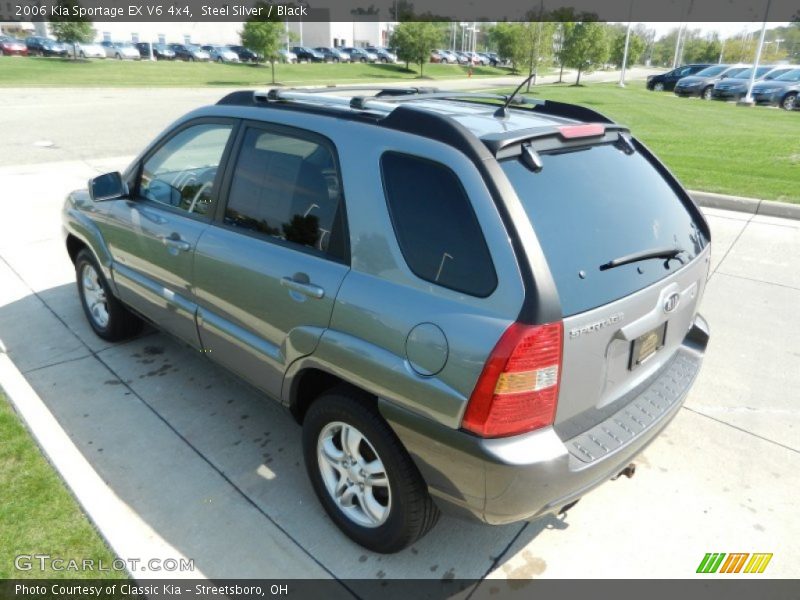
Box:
462;322;563;438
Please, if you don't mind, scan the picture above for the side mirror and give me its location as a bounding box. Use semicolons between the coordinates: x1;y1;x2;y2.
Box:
88;171;127;202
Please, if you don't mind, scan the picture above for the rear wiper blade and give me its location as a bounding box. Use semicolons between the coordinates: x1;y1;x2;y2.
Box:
600;247;686;271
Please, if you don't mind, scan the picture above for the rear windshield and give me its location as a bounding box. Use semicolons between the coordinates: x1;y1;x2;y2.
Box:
695;65;726;77
501;143;708;317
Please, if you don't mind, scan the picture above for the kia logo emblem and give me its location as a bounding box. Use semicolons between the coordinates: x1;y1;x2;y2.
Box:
663;293;680;313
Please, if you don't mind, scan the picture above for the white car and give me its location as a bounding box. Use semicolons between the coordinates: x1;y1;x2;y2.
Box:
201;45;240;63
70;42;106;59
278;49;297;63
100;41;141;60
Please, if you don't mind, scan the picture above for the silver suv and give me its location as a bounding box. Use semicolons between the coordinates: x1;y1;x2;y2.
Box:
62;87;711;553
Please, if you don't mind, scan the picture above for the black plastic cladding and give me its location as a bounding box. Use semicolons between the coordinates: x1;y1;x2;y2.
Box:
381;105;562;326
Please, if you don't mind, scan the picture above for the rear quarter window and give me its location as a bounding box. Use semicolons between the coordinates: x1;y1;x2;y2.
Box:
381;152;497;297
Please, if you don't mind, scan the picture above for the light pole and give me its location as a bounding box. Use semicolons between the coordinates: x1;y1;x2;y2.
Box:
739;0;771;106
618;0;634;87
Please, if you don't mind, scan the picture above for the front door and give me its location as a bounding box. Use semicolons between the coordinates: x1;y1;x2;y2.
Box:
193;122;350;399
103;119;236;347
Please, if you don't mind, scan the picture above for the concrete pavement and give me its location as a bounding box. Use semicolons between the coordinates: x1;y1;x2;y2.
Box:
1;79;798;582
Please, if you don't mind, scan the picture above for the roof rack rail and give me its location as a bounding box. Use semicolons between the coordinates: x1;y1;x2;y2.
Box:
348;91;545;110
268;85;441;96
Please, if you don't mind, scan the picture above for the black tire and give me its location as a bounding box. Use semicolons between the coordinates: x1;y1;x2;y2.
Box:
302;387;439;553
75;249;142;342
653;82;664;92
360;57;367;63
781;92;797;111
115;53;122;60
380;57;388;63
701;86;713;100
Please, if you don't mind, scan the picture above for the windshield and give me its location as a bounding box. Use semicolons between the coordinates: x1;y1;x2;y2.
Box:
501;143;708;316
774;69;800;82
695;65;727;77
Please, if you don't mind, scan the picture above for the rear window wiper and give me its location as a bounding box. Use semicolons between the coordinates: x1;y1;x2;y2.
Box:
600;247;686;271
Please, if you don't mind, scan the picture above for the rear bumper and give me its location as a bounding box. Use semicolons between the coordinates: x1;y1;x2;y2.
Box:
382;314;709;525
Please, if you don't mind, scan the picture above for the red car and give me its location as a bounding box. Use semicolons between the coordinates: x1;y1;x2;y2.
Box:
0;35;28;56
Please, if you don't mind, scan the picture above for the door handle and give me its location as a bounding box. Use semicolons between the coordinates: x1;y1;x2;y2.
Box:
159;233;191;252
281;276;325;299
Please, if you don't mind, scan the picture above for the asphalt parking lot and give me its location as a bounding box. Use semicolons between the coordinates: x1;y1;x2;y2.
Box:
0;86;798;582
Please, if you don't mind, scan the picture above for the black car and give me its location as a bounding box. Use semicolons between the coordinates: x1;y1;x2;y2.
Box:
647;64;713;92
229;45;262;63
134;43;176;60
25;36;68;57
291;46;324;62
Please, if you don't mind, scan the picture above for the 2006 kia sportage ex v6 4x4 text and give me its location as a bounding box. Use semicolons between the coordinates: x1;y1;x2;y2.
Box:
62;86;711;553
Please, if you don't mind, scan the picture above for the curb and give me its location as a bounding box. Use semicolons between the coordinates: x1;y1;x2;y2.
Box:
0;346;204;580
690;190;800;221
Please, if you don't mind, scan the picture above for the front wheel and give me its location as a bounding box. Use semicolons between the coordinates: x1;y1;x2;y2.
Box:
360;57;367;63
302;387;440;553
702;86;713;100
76;249;142;342
653;82;664;92
781;92;797;111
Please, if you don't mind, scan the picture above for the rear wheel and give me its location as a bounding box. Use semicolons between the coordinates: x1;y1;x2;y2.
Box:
360;57;367;63
653;82;664;92
302;387;439;553
702;86;713;100
75;249;142;342
781;92;797;111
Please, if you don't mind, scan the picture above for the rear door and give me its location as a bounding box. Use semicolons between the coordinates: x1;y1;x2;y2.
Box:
500;137;711;439
193;121;350;399
102;119;236;347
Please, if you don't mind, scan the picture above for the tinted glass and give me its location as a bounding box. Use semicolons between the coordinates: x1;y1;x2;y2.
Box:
776;69;800;81
695;65;726;77
224;127;346;259
381;153;497;297
139;123;232;216
501;143;708;317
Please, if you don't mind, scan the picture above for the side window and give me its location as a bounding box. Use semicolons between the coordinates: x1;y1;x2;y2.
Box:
223;127;346;259
139;123;232;216
380;152;497;297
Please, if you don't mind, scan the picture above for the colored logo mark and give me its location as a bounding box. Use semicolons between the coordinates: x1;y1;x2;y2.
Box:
696;553;773;574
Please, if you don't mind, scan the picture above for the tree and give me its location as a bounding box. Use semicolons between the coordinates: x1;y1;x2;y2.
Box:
560;21;609;85
240;18;283;84
49;0;94;60
390;21;440;77
610;30;646;67
489;22;525;73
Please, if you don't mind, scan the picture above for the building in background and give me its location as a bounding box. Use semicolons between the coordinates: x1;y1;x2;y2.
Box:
287;21;395;48
0;17;395;48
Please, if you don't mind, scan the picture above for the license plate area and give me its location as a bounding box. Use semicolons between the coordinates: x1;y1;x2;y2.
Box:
629;322;667;370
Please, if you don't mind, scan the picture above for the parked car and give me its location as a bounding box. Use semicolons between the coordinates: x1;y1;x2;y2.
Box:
201;45;240;63
278;49;297;63
646;63;713;91
366;47;397;63
63;85;710;553
292;46;325;63
134;43;176;60
454;51;479;65
314;47;349;62
69;42;106;59
100;41;141;60
169;43;210;62
478;52;499;66
751;68;800;110
228;45;262;63
341;47;378;63
0;35;28;56
25;36;68;57
673;64;748;99
712;65;799;101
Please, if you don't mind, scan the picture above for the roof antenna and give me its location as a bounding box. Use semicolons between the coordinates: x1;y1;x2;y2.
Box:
494;73;537;119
